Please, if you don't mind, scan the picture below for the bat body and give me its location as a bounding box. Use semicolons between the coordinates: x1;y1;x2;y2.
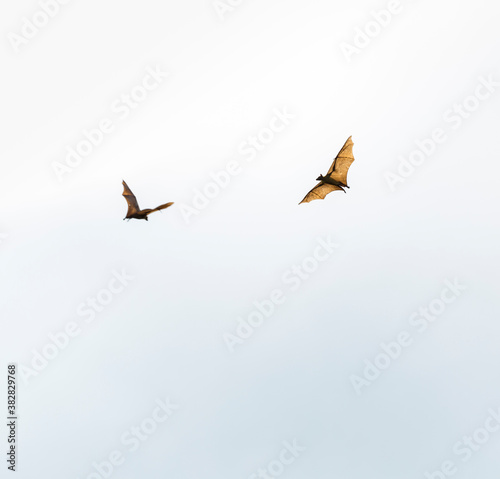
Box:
299;136;355;204
122;180;174;221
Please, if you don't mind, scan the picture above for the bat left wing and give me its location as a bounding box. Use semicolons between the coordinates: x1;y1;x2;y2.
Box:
299;182;344;204
122;180;140;216
141;202;175;218
326;136;354;186
152;202;174;213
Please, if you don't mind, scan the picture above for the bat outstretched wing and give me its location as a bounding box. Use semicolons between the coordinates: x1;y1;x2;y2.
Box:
152;202;174;213
326;136;354;186
122;180;140;216
141;202;175;218
299;183;344;204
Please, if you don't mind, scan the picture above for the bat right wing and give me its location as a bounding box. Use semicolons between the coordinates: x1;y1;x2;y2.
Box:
326;136;354;186
299;182;344;204
122;180;140;216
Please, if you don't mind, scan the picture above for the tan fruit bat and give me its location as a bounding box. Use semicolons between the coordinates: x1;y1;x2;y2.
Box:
299;136;355;204
122;180;174;221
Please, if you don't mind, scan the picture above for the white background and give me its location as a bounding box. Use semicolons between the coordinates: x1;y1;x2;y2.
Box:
1;0;499;478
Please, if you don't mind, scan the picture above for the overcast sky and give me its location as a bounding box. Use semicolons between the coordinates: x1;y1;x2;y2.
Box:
1;0;500;478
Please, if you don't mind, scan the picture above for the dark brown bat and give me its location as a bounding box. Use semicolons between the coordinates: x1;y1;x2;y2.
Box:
299;136;355;204
122;180;174;221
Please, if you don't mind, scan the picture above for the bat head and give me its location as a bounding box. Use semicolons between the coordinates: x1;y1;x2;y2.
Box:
316;174;325;181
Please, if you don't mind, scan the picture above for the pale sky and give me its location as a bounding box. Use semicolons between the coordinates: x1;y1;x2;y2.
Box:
1;1;500;478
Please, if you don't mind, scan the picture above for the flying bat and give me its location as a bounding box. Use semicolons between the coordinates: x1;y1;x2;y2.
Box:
122;180;174;221
299;136;355;204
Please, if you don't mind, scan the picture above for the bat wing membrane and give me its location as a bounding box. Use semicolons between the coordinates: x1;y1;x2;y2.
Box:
299;182;344;204
122;181;140;216
326;136;354;186
151;202;174;213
